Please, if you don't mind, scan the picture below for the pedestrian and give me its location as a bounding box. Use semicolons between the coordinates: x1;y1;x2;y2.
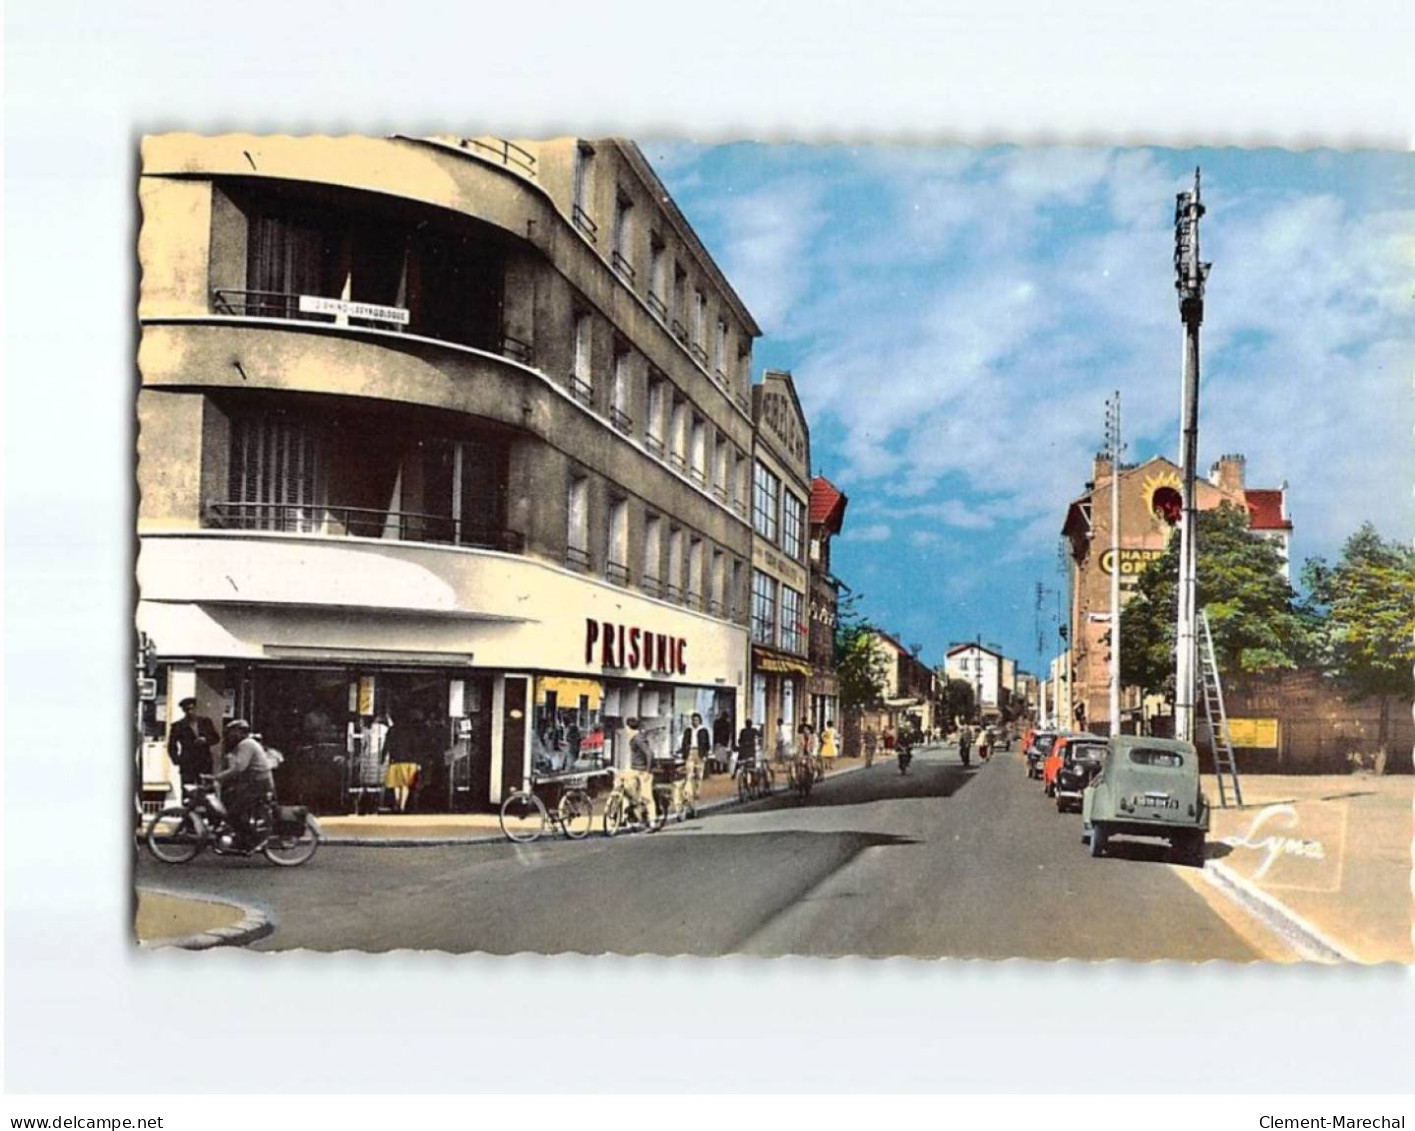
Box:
382;708;422;811
732;716;757;780
883;728;896;754
216;719;276;847
711;710;733;776
680;712;710;805
622;718;658;828
820;719;838;775
167;696;220;790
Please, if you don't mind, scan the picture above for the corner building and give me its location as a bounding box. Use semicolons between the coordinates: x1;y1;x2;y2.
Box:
137;134;759;814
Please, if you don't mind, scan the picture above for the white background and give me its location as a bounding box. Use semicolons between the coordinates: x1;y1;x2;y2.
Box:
4;0;1413;1094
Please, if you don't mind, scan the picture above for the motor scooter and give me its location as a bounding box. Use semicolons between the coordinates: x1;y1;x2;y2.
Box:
897;740;914;775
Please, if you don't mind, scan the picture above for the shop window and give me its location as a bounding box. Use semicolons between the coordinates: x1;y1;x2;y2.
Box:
752;673;768;728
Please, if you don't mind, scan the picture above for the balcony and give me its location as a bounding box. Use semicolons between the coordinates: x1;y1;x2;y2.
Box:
565;546;592;572
644;432;665;458
500;333;534;366
664;583;684;605
714;368;729;387
609;406;634;435
686;591;703;612
731;498;748;519
735;391;751;414
711;484;728;504
688;342;708;366
204;502;524;553
688;466;707;489
611;250;636;283
605;560;630;587
668;452;688;475
569;374;594;407
707;598;725;618
572;205;598;243
642;573;662;598
670;319;688;344
646;292;668;321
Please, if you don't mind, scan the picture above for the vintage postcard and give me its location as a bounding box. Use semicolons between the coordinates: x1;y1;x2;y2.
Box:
133;134;1413;962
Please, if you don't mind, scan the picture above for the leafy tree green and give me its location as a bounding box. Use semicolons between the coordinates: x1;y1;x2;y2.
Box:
833;593;890;713
937;677;976;726
1119;503;1314;704
1302;523;1415;773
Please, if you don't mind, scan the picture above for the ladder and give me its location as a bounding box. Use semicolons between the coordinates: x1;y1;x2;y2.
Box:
1199;609;1243;807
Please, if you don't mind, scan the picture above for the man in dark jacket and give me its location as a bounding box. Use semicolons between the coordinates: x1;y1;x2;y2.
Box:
168;697;220;789
732;717;758;779
216;719;276;846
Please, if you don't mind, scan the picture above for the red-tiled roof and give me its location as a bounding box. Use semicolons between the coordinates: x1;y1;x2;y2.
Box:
810;475;848;531
1244;489;1290;531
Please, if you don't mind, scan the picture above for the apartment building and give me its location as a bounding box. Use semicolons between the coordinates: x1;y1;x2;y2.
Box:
747;370;813;743
807;475;849;734
136;134;760;814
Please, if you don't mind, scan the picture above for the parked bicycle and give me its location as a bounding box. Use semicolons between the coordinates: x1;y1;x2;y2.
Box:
499;775;597;843
603;761;693;836
735;756;774;802
789;753;816;801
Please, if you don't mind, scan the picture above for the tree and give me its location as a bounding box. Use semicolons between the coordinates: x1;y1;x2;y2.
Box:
834;594;890;713
938;677;976;726
1303;523;1415;773
1120;503;1314;704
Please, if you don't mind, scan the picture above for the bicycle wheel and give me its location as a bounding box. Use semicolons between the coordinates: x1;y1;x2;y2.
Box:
558;789;593;840
264;817;320;867
651;788;670;831
500;791;548;843
146;808;206;864
603;791;627;837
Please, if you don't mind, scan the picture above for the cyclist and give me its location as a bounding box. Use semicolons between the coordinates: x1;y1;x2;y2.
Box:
215;719;275;847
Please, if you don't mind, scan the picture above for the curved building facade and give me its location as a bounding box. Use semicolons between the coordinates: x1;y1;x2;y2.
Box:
137;134;758;814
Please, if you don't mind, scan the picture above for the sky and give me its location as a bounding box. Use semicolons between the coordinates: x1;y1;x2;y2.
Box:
645;142;1415;676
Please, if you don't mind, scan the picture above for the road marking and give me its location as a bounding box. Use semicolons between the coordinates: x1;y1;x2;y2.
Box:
1167;861;1310;963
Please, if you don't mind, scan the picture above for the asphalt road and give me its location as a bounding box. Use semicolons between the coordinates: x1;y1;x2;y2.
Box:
134;744;1265;959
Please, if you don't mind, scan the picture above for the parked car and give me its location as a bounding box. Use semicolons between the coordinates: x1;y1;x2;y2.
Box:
1025;731;1062;779
1050;735;1106;810
1082;736;1208;865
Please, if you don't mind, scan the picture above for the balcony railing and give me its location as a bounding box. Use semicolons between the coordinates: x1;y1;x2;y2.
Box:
688;342;708;366
688;467;707;489
645;432;665;458
455;136;537;180
609;406;633;435
565;546;592;571
686;591;703;612
668;452;688;474
735;391;751;414
670;319;688;343
664;583;684;605
731;498;748;518
642;573;662;598
711;484;728;504
714;368;729;386
501;333;534;365
611;250;636;282
605;560;630;587
646;292;667;320
572;205;598;242
204;502;524;552
569;374;594;406
707;598;725;618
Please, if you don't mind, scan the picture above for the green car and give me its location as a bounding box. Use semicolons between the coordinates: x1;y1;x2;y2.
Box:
1081;736;1208;866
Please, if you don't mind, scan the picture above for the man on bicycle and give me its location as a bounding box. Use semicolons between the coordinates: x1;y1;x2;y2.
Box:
620;718;658;829
215;719;275;847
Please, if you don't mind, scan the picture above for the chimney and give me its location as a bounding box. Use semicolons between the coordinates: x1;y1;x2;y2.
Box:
1092;451;1113;486
1209;453;1246;493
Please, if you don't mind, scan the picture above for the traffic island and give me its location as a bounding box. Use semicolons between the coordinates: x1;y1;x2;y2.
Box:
136;887;273;950
1202;772;1413;964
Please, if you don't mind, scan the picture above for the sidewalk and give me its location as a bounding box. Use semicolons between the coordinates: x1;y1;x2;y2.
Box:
316;753;876;844
135;887;273;949
1202;771;1412;964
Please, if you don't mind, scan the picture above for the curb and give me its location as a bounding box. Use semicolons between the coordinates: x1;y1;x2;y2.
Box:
137;886;275;951
321;756;884;847
1202;859;1359;963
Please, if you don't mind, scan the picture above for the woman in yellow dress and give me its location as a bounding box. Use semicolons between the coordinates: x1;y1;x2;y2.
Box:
819;719;838;776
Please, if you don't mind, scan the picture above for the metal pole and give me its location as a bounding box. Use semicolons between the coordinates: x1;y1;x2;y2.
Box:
1107;392;1122;737
1173;168;1209;743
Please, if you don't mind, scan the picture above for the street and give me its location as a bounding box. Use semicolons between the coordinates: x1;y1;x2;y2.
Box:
136;744;1269;959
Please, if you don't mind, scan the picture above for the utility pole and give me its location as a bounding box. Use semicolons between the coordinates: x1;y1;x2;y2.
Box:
1104;391;1124;737
1173;167;1211;743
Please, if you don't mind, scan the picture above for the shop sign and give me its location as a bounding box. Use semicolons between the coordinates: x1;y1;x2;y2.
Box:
298;294;410;325
137;677;157;701
585;618;688;676
1228;717;1279;749
1099;547;1166;576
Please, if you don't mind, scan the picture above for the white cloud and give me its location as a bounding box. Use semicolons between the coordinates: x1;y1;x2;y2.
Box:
851;523;893;543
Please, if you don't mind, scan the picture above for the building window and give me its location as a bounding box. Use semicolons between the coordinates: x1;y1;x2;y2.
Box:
572;142;596;241
782;491;805;561
689;415;707;487
733;452;749;516
645;373;666;457
712;436;729;503
712;319;729;383
667;528;685;603
690;290;708;363
610;348;632;433
688;537;704;609
647;232;667;319
753;673;768;728
753;461;780;542
751;570;778;646
611;189;634;281
606;497;629;586
643;514;662;596
566;475;589;569
225;413;323;531
710;548;726;616
670;263;688;341
781;586;804;654
669;396;689;473
571;312;593;405
731;558;744;621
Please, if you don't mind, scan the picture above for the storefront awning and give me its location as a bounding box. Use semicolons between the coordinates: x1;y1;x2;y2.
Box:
754;652;813;677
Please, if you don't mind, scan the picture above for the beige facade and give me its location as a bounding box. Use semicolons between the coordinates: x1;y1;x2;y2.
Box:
1062;452;1290;735
136;134;760;813
748;370;813;744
